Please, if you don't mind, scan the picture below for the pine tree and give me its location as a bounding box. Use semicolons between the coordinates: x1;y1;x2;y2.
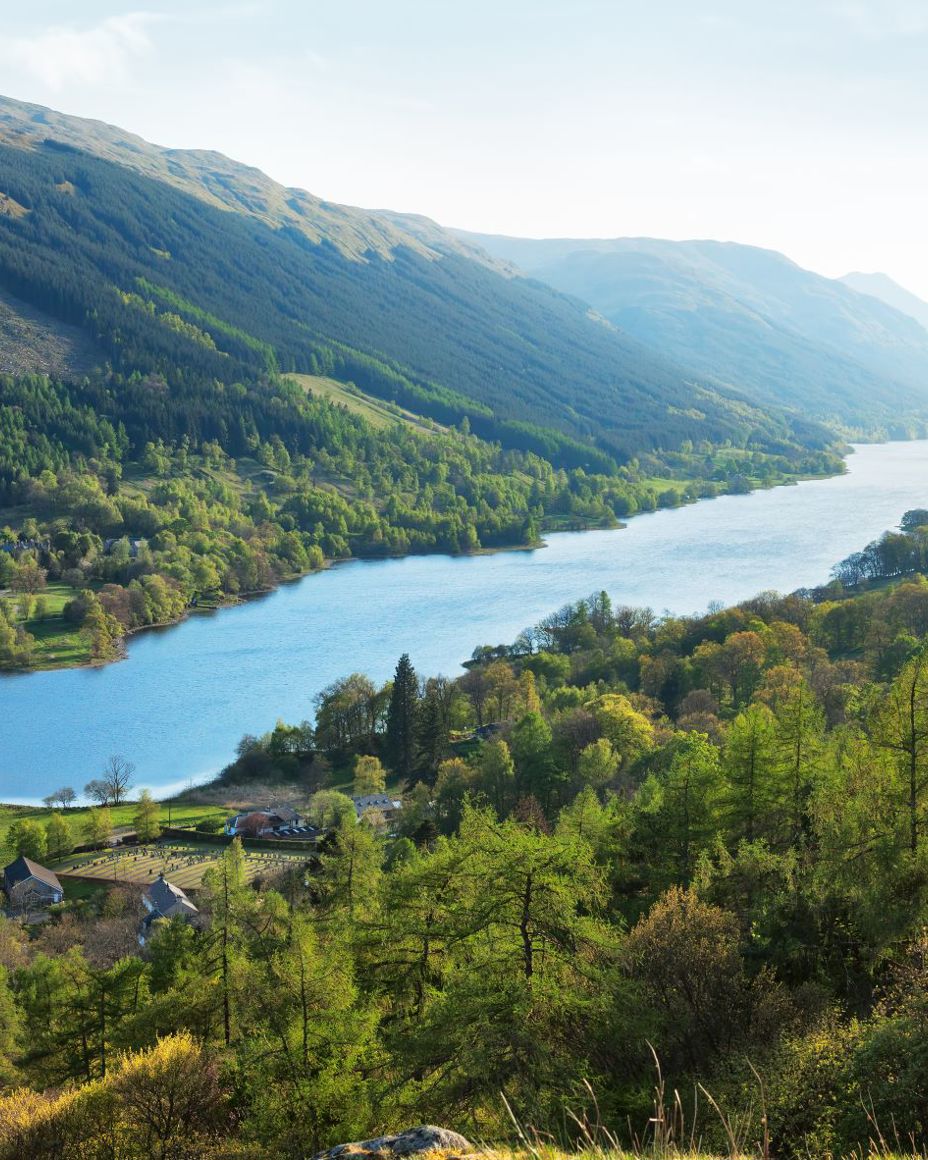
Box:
722;703;778;846
385;653;419;780
415;687;448;780
201;838;251;1046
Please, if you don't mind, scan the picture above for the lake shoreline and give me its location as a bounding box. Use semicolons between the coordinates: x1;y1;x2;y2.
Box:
1;437;923;804
6;459;842;677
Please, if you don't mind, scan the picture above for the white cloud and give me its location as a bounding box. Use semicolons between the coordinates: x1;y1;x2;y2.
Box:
1;13;161;92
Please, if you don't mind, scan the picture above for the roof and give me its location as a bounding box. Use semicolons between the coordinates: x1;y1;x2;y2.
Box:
146;873;199;917
4;855;62;893
352;794;403;814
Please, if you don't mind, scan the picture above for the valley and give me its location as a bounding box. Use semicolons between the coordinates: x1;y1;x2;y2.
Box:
1;64;928;1160
0;437;924;803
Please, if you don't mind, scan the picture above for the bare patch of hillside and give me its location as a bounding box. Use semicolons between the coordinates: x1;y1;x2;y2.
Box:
0;284;101;378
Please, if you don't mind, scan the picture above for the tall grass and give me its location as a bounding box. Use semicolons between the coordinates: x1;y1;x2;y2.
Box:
492;1050;925;1160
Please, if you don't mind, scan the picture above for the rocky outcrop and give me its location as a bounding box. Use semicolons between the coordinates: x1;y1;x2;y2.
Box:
313;1125;474;1160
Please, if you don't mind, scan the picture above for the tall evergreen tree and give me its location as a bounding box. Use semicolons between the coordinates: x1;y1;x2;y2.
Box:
385;653;419;781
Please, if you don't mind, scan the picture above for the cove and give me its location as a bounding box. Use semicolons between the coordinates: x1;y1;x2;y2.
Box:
3;439;928;803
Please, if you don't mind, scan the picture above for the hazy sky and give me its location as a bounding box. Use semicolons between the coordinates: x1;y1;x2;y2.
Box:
3;1;927;295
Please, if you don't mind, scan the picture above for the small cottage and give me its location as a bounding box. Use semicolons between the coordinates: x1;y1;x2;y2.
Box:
143;872;199;921
3;856;64;911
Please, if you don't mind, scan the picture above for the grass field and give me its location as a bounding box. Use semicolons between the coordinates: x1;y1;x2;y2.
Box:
289;373;446;434
11;582;93;669
51;838;310;893
0;801;229;850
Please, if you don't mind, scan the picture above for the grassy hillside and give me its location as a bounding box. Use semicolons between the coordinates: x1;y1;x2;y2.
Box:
291;373;448;434
458;231;928;434
0;800;227;846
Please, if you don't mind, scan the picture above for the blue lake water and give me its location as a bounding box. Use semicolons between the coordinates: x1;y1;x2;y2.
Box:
3;439;927;803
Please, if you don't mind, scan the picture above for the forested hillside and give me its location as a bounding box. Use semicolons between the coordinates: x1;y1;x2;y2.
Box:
5;518;928;1157
0;135;796;471
0;95;840;469
0;101;845;672
0;360;835;672
459;232;928;433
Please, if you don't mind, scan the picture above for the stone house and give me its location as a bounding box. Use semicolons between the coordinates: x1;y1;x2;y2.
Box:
139;872;199;943
3;856;64;911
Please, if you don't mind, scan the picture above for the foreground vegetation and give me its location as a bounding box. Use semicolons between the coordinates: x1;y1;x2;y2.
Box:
3;517;928;1156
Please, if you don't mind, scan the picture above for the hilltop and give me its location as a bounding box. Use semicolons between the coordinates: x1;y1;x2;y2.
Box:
841;269;928;332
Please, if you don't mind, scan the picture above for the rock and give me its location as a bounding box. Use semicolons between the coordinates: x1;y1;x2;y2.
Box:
314;1125;473;1160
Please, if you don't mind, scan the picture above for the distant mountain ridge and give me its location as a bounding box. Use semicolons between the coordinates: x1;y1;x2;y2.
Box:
0;93;836;471
455;231;928;433
840;271;928;332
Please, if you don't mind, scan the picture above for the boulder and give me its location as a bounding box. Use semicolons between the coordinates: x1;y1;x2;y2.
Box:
314;1125;473;1160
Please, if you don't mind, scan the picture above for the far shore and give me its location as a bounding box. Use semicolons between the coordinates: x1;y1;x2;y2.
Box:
2;453;846;679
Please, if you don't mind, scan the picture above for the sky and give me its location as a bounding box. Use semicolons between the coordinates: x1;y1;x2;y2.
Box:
2;1;927;296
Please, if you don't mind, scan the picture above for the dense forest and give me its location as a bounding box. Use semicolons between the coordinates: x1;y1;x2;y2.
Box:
4;518;928;1156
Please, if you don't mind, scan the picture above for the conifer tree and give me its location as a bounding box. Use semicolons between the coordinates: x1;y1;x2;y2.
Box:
722;703;778;845
201;838;251;1046
385;653;419;780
